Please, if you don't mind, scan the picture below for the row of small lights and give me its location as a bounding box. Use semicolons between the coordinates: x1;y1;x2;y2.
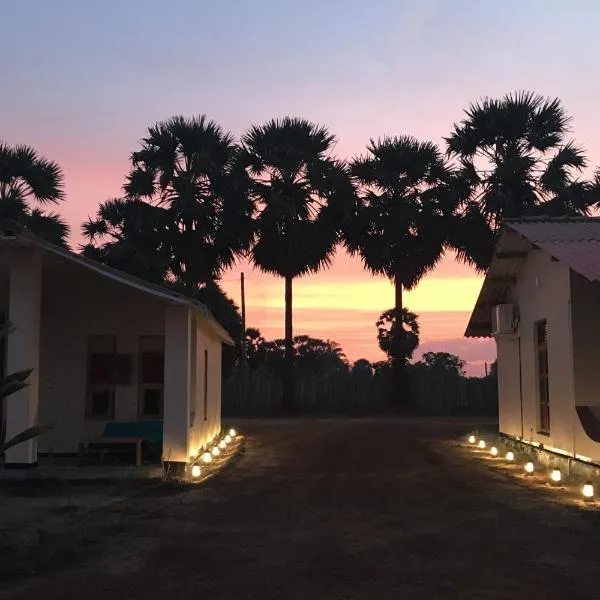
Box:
468;434;595;502
190;428;237;479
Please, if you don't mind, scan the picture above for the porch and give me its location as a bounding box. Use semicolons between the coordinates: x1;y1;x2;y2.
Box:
0;237;224;473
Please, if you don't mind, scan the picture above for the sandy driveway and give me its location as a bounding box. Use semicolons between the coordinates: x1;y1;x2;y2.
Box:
2;418;600;600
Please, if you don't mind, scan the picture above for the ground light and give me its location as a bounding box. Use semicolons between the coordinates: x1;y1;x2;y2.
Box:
191;465;201;478
582;482;594;501
490;446;498;457
212;446;220;457
468;435;476;444
202;452;212;464
229;428;237;438
225;434;232;444
550;468;562;483
524;461;534;474
505;451;514;461
219;439;227;449
478;440;486;449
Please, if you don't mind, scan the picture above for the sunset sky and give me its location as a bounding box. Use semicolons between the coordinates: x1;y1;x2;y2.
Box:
2;0;600;375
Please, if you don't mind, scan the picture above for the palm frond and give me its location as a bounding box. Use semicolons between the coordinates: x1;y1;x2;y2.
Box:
540;142;586;193
25;209;70;247
1;424;55;453
444;91;595;269
10;144;65;204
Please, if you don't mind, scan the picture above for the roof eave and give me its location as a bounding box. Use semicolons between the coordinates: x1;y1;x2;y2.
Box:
3;230;234;344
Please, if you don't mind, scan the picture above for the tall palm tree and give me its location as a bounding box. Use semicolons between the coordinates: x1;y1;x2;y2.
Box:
123;115;254;290
347;136;454;405
446;91;594;270
0;142;69;246
242;117;350;412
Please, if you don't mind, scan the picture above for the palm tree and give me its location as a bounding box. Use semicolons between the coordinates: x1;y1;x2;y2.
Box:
376;308;420;364
0;142;69;246
242;117;350;411
446;91;594;270
347;136;454;404
123;115;254;290
82;197;171;283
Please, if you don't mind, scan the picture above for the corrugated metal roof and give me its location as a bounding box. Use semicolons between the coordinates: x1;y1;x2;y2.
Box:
465;217;600;338
537;240;600;283
509;217;600;244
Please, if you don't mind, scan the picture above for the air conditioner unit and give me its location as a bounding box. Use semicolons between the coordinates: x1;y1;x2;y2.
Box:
492;304;516;336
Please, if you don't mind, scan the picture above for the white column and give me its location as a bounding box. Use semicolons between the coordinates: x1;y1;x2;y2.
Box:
5;248;42;465
163;305;191;465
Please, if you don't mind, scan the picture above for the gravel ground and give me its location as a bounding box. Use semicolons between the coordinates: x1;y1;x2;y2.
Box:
2;417;600;600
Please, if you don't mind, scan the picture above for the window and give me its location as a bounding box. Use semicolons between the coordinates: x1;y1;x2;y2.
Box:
535;320;550;434
139;336;165;420
203;349;208;421
86;335;116;420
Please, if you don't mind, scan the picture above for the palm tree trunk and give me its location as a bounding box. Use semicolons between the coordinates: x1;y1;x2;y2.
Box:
283;275;295;413
395;276;402;321
393;275;407;410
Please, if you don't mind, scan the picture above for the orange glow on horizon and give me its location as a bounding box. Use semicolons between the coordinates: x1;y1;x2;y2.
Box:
219;250;493;375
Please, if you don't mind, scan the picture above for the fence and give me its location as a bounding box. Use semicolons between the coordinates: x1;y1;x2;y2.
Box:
222;369;497;417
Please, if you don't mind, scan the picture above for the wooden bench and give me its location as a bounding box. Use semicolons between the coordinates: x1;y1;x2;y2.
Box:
79;421;163;467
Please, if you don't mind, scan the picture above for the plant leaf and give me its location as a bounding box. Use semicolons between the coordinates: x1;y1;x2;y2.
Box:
1;424;55;453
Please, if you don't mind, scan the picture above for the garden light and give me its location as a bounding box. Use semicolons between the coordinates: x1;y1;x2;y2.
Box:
468;435;476;444
505;451;514;461
212;446;220;457
225;434;232;444
550;468;562;483
202;452;212;464
219;439;226;449
582;482;594;501
478;440;486;449
490;446;498;457
191;465;201;478
229;428;237;438
524;461;534;474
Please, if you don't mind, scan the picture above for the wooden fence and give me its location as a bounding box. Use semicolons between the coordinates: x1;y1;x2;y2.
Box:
222;370;497;417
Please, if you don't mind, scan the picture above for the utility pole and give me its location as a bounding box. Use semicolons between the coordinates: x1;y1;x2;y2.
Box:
240;273;248;408
240;272;246;361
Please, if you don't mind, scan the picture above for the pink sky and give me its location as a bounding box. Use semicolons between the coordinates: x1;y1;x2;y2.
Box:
4;0;600;375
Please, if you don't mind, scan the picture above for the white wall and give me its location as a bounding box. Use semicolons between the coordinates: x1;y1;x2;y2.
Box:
37;264;166;453
496;336;522;438
502;250;574;451
188;315;222;457
163;305;191;464
569;272;600;461
4;249;42;464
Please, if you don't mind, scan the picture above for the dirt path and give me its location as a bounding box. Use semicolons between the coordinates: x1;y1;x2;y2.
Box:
3;418;600;600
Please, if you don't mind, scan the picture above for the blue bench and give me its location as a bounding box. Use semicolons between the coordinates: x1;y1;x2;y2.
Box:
80;421;163;466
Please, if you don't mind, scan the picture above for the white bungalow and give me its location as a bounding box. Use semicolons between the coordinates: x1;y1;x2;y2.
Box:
0;221;232;476
466;217;600;464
